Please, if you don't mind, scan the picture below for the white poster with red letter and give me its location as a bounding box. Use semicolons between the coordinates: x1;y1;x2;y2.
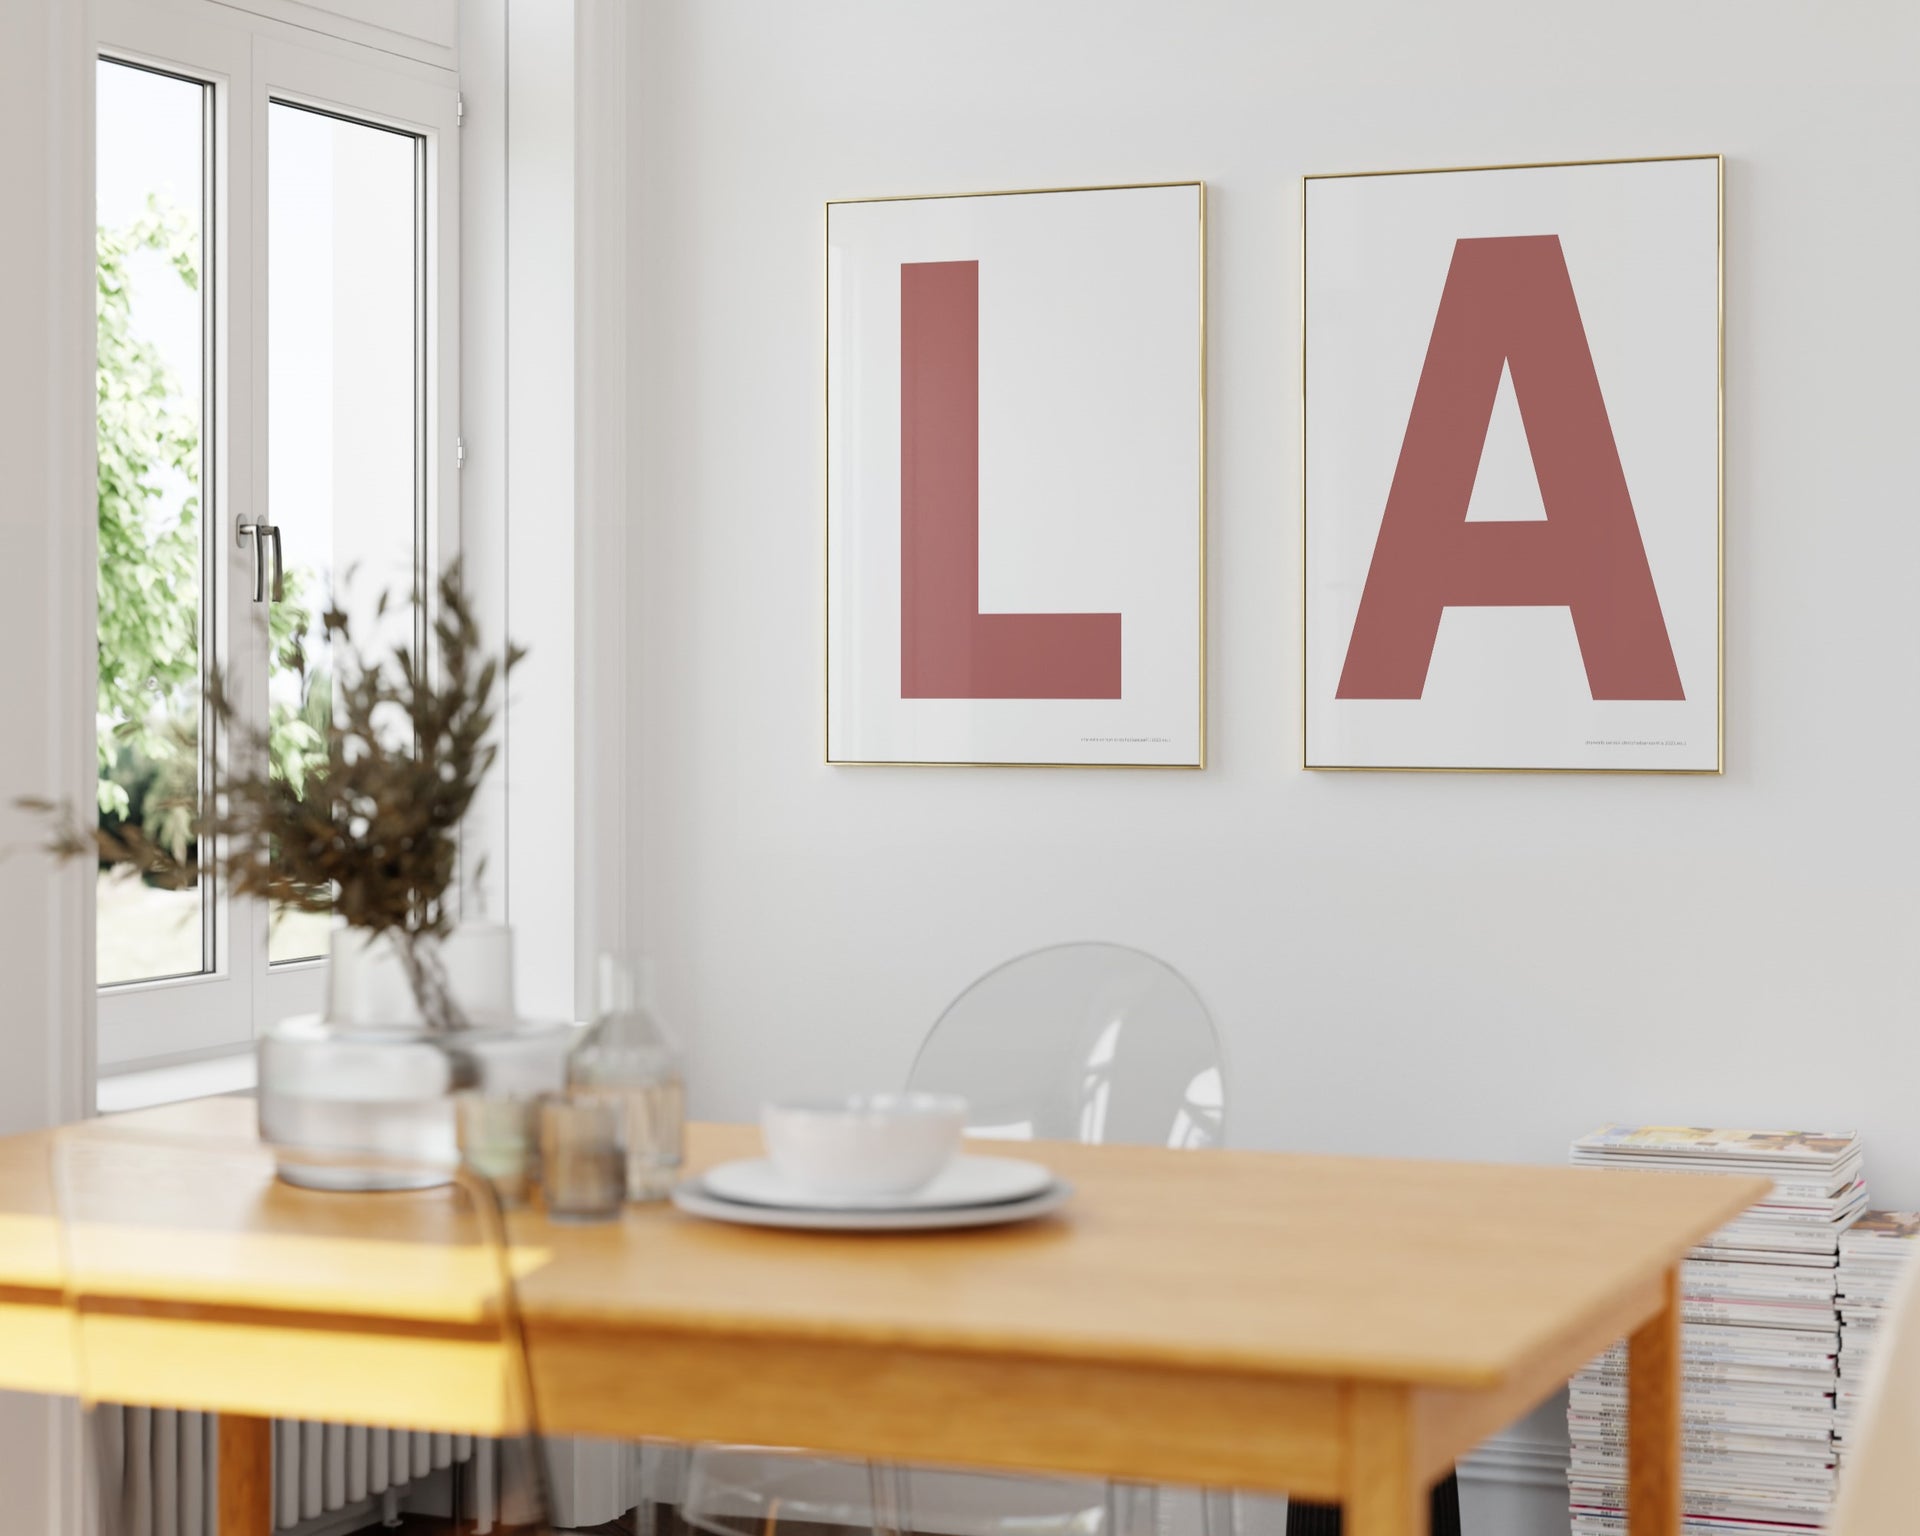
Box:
827;183;1205;768
1304;156;1721;772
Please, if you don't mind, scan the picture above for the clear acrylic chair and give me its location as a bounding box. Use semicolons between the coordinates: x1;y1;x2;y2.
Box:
51;1112;553;1536
907;941;1225;1148
683;1449;919;1536
683;942;1228;1536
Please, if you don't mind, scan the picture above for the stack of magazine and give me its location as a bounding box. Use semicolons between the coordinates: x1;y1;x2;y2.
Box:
1835;1210;1920;1453
1566;1125;1867;1536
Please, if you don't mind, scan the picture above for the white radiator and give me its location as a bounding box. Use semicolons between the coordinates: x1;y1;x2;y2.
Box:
95;1409;494;1535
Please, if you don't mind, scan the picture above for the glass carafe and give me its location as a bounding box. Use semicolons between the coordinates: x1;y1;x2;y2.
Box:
567;956;685;1202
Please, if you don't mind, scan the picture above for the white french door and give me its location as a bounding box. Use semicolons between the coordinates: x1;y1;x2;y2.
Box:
94;0;459;1071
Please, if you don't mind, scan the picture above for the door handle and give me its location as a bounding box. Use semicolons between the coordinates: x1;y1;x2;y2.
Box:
236;517;284;604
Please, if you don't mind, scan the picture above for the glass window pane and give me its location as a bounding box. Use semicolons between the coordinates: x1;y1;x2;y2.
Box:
95;60;210;987
267;103;423;965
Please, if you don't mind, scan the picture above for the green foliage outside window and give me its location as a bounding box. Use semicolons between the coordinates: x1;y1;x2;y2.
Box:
97;194;327;859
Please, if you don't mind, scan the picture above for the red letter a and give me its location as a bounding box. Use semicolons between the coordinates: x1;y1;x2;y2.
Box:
1335;235;1683;701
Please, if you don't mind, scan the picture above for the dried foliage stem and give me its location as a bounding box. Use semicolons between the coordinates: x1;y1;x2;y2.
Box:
20;563;521;1032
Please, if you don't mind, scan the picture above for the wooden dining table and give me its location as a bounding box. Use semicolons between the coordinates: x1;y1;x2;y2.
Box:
0;1098;1765;1536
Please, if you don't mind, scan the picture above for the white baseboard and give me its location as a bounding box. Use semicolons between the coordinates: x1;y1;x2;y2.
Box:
1459;1433;1568;1491
1458;1399;1570;1492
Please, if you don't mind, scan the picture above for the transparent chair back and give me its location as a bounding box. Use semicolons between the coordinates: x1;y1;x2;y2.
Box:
909;941;1225;1149
50;1111;552;1536
683;944;1227;1536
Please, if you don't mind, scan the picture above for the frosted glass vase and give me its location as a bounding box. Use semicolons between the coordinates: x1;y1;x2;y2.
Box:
257;925;578;1190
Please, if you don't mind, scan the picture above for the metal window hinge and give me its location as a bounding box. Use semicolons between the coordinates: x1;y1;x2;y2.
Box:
456;435;466;469
456;93;465;127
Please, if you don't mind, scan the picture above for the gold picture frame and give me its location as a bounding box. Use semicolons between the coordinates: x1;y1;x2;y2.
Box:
1300;153;1724;775
825;180;1208;769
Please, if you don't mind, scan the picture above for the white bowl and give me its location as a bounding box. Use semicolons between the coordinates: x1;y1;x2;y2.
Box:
760;1093;967;1199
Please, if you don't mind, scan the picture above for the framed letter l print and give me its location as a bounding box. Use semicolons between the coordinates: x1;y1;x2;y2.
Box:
1304;155;1722;773
827;182;1206;767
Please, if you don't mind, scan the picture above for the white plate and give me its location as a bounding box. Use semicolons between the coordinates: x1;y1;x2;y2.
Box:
672;1179;1072;1233
701;1154;1054;1212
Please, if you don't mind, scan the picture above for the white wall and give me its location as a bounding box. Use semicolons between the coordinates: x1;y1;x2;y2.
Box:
627;0;1920;1527
0;0;98;1525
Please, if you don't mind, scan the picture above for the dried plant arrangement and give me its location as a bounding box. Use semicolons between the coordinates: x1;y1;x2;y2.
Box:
20;563;521;1031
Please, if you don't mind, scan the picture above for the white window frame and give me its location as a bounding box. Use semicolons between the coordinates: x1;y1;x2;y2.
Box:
94;0;461;1075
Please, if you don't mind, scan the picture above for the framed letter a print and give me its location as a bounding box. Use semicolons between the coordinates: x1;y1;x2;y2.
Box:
827;182;1206;767
1304;155;1722;773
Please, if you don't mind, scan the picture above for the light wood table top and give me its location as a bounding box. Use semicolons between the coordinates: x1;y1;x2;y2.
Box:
0;1098;1768;1536
515;1119;1749;1388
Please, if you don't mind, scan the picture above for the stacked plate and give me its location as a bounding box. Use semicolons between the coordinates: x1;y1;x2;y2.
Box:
673;1154;1071;1231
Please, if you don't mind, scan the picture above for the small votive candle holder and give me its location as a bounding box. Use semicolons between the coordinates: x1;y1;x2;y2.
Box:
454;1093;540;1209
539;1095;626;1220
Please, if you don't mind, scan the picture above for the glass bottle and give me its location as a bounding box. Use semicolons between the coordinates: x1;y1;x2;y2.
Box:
567;955;685;1202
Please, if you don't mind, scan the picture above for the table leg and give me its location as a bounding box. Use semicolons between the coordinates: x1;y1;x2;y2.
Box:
217;1414;273;1536
1628;1265;1683;1536
1344;1384;1428;1536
